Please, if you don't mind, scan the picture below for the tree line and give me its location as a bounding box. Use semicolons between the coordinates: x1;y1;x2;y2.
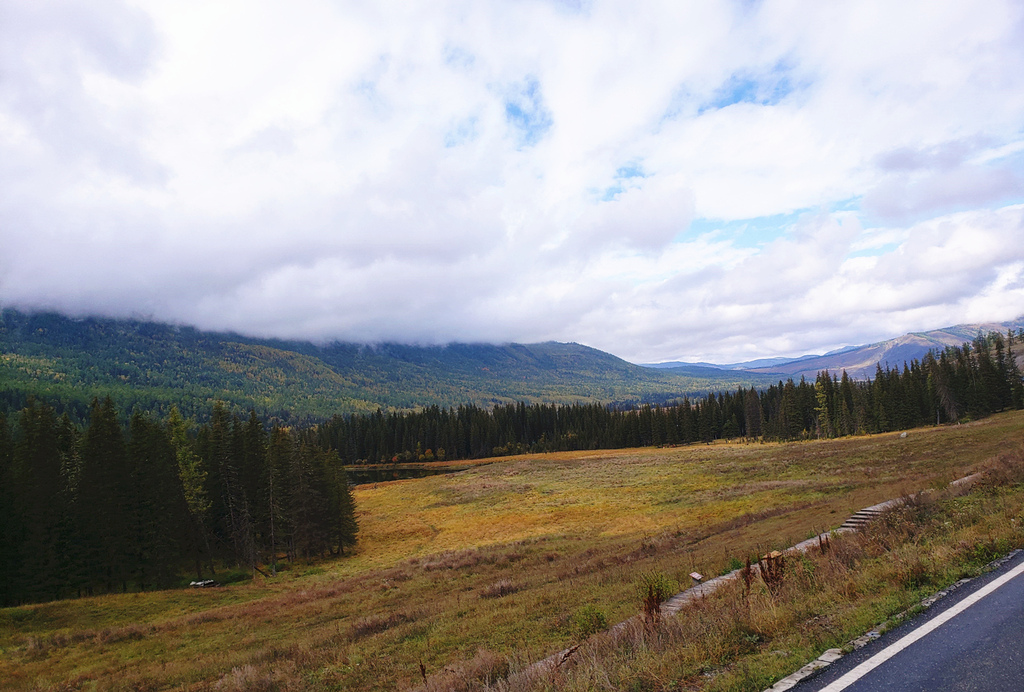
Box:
0;400;357;606
315;331;1024;463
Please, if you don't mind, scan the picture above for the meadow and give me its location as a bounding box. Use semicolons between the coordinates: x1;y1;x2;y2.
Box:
2;409;1023;691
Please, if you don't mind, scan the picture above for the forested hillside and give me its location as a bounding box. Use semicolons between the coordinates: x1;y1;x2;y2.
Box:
0;309;777;423
315;330;1024;463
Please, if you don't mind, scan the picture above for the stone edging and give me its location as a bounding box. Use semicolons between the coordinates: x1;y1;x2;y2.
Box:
762;547;1022;691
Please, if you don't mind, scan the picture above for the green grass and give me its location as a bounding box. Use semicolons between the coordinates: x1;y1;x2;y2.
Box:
2;410;1022;691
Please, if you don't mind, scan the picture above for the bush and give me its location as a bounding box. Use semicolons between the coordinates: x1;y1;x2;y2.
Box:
573;604;607;638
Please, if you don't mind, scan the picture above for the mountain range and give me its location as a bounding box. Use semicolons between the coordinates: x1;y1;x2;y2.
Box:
645;319;1024;380
0;309;776;422
1;308;1020;422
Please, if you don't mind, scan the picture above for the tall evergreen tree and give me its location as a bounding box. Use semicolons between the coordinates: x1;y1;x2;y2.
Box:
266;425;295;568
0;412;17;605
168;406;215;578
319;447;358;556
127;413;188;590
76;397;131;594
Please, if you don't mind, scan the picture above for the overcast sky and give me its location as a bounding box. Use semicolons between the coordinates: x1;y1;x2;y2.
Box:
2;1;1023;363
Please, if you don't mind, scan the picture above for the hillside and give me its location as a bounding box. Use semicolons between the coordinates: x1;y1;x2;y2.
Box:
0;309;777;422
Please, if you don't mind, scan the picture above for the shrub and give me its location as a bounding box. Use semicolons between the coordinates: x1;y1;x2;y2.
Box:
635;571;676;623
572;604;608;638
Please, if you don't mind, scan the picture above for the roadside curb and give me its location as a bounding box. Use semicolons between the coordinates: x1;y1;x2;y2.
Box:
763;547;1023;691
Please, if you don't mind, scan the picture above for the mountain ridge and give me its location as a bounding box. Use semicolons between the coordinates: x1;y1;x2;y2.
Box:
0;308;776;422
3;308;1021;422
643;318;1024;380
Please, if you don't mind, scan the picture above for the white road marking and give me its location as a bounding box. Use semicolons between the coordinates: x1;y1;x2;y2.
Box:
818;558;1024;691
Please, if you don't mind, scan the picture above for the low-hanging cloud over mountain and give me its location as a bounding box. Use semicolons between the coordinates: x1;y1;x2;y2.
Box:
2;0;1023;364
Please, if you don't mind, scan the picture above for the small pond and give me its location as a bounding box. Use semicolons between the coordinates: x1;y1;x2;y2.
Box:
345;464;476;485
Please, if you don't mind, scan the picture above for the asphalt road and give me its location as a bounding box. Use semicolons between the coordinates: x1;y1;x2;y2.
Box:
796;549;1024;692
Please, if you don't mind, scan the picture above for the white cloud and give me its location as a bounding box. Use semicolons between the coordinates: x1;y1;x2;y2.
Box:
2;0;1024;364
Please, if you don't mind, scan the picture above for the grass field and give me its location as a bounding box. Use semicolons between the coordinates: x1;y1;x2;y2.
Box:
2;410;1023;691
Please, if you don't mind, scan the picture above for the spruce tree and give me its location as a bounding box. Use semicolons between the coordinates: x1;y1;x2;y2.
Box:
76;397;131;593
0;412;16;605
322;448;358;556
127;413;188;589
266;426;295;567
168;406;214;578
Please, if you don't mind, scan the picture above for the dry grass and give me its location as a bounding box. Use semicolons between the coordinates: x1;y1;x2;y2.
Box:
2;410;1022;691
480;579;521;600
500;443;1024;692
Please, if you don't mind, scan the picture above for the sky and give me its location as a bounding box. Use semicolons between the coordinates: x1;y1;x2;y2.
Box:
2;0;1024;364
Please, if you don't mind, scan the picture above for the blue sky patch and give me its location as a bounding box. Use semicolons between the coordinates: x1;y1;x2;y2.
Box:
685;208;812;247
504;77;553;147
847;242;901;259
615;162;646;180
599;161;647;200
699;63;797;113
443;45;475;70
444;117;478;148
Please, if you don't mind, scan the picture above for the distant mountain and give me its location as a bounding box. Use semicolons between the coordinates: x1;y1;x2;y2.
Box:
644;355;823;371
0;309;779;422
742;320;1024;379
643;318;1024;381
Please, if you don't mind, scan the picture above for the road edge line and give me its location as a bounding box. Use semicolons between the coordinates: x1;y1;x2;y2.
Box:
763;547;1023;692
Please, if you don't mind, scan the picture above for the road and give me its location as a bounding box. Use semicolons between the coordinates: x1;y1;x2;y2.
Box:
796;549;1024;691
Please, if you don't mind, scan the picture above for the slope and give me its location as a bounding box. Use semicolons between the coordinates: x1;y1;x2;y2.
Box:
0;309;777;422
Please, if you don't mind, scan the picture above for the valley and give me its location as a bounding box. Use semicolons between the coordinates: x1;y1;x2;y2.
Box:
3;410;1022;691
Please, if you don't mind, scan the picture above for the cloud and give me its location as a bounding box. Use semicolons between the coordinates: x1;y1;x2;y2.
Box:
2;0;1024;365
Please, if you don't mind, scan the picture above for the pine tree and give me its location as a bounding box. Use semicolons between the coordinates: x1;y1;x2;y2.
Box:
266;425;295;567
205;403;256;570
127;413;188;590
0;412;17;605
1008;335;1024;410
76;397;131;593
321;448;358;556
814;374;834;438
743;389;762;439
168;406;214;578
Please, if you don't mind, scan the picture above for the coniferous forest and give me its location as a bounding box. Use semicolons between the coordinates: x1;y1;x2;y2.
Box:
316;331;1024;463
1;330;1021;606
0;400;358;607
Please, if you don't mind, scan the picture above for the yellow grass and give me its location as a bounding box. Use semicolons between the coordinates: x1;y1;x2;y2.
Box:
2;410;1022;691
346;420;1003;572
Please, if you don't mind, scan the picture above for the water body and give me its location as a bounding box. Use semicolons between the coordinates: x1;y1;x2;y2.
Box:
345;465;476;485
